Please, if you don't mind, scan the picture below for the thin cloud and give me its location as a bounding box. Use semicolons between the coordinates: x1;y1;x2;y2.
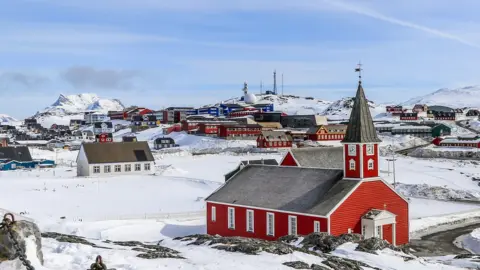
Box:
62;66;141;90
322;0;480;49
0;72;49;89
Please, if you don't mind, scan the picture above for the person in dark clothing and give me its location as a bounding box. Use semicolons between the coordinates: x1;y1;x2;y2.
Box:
90;255;107;270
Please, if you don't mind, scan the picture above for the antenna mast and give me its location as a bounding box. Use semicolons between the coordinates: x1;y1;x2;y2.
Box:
281;73;284;96
273;70;277;95
260;81;263;94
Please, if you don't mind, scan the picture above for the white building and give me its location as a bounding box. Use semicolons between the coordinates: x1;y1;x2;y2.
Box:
84;112;109;124
76;141;155;177
93;122;114;135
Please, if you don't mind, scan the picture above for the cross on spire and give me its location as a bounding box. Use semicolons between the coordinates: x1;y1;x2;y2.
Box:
355;61;363;83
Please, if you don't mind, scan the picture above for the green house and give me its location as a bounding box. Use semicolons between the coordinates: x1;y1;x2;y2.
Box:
431;124;452;137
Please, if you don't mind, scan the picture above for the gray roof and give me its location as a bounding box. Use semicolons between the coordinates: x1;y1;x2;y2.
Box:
207;165;359;216
224;159;279;181
0;146;33;162
342;82;381;143
290;147;344;169
82;142;154;164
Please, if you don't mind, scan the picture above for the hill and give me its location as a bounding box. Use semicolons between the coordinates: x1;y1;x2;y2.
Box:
403;86;480;108
34;93;125;127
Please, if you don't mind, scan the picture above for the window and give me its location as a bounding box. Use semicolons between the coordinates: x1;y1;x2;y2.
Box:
246;210;254;232
349;159;355;170
93;166;100;173
314;221;320;233
144;163;151;170
366;144;374;155
266;212;275;236
376;226;382;238
114;165;121;172
104;165;111;173
135;164;141;171
211;206;216;222
125;164;131;172
288;216;297;235
228;207;235;229
362;225;366;235
368;159;374;170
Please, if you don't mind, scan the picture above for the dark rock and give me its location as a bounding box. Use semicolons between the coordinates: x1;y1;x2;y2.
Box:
321;256;381;270
42;232;110;249
0;220;43;265
310;264;331;270
128;241;184;259
355;237;400;254
454;254;478;259
300;233;363;253
175;234;294;255
111;241;143;247
282;260;310;269
278;235;301;245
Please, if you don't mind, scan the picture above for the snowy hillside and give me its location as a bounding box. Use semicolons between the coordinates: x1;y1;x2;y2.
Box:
0;114;20;126
33;93;125;127
322;97;385;120
403;86;480;108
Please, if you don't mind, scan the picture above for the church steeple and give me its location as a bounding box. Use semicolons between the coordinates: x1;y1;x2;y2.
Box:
342;63;381;180
342;64;381;143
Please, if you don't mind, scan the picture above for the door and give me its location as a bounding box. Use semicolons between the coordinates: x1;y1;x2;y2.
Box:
382;224;393;244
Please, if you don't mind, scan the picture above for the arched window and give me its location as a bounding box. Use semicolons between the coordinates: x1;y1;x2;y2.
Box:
349;159;355;170
368;159;374;170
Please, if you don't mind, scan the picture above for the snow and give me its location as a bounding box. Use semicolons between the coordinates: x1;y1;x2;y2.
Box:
0;113;19;124
403;86;480;108
454;228;480;254
322;97;385;120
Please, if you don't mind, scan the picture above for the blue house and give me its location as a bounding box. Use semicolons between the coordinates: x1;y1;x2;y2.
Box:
0;146;55;171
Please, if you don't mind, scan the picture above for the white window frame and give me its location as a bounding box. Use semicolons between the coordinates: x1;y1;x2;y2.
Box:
288;215;297;235
266;212;275;236
366;144;374;156
104;165;111;173
93;166;100;173
314;221;320;233
349;159;355;170
228;207;235;229
114;165;121;172
246;209;254;232
125;164;131;172
368;159;374;170
211;206;216;222
144;163;151;171
135;163;141;171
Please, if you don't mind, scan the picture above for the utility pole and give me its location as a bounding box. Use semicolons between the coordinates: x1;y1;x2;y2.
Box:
260;81;263;95
273;70;277;95
281;73;284;96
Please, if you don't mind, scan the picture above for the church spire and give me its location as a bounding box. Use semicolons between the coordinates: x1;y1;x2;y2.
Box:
341;63;381;143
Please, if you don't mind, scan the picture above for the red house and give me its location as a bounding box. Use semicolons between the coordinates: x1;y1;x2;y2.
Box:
307;124;347;141
217;124;262;139
96;133;112;143
438;136;480;148
205;79;409;246
256;131;292;148
399;112;418;121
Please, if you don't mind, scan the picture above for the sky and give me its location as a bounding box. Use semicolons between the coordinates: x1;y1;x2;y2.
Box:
2;0;480;118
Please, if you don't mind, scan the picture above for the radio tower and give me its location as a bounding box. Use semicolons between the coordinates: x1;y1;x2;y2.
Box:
273;70;277;95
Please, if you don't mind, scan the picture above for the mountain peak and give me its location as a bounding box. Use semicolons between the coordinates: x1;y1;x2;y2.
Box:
38;93;125;117
403;86;480;108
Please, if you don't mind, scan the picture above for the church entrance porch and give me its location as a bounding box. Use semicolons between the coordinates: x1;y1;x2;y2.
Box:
361;209;397;245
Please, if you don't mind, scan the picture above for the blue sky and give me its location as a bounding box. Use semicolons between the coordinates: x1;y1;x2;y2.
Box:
2;0;480;118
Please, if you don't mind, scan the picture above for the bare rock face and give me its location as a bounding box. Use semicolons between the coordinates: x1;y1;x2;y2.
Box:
0;220;44;266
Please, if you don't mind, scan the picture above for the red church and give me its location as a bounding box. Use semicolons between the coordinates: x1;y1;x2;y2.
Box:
205;76;409;246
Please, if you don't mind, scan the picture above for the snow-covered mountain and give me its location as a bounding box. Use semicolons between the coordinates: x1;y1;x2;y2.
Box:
34;93;125;127
215;94;385;119
0;114;18;124
403;86;480;108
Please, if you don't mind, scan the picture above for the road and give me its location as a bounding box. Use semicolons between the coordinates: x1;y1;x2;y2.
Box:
456;120;480;135
409;222;480;257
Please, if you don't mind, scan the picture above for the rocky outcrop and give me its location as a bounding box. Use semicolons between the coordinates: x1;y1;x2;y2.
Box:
297;233;363;253
0;220;43;265
282;261;310;269
321;256;381;270
42;232;110;249
174;234;294;255
110;240;183;259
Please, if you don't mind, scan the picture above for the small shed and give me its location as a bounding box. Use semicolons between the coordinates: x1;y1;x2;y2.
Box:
154;137;178;150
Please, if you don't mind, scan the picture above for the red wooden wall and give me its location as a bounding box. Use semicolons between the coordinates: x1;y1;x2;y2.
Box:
329;180;409;245
206;202;328;240
362;144;379;178
344;145;360;178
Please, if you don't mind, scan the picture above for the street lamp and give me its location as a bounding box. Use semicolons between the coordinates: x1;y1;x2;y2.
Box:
386;145;397;188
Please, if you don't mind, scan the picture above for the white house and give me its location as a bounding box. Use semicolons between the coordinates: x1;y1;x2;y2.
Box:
76;141;155;177
84;112;109;124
